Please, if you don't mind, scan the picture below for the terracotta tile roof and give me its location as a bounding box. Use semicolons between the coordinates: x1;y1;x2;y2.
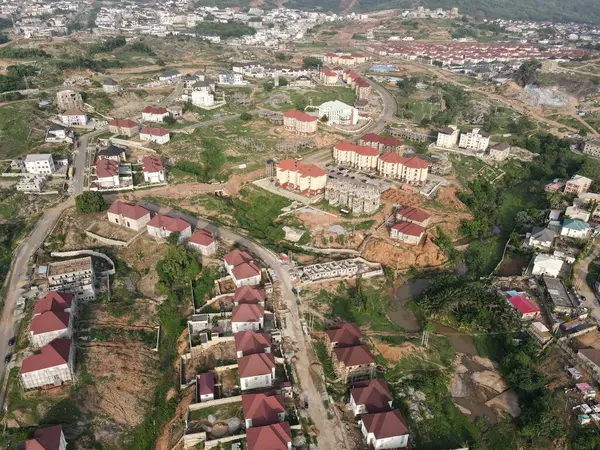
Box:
189;228;215;246
277;159;327;178
34;292;73;315
238;353;275;378
18;424;64;450
403;156;429;169
361;133;403;147
142;155;164;173
232;261;261;281
142;106;169;115
95;159;119;178
333;344;375;367
396;206;430;224
391;221;425;237
108;118;138;128
235;330;270;355
509;295;539;315
224;249;254;266
325;323;362;347
30;311;70;335
107;200;150;220
351;379;393;413
234;286;265;305
232;304;264;323
242;391;285;427
147;213;191;232
379;153;428;169
246;422;291;450
20;339;71;374
283;110;317;122
334;140;379;157
361;409;409;439
140;126;169;137
321;68;337;77
197;372;215;396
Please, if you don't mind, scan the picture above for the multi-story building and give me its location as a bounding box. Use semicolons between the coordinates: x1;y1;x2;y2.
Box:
107;200;151;231
142;155;165;183
97;144;126;162
275;159;327;196
108;119;139;137
325;174;381;215
188;228;218;256
564;174;592;195
25;154;56;175
191;90;215;107
318;100;358;125
332;344;376;383
390;222;425;245
159;69;182;81
94;159;120;188
147;214;192;241
59;109;88;126
583;139;600;157
47;257;95;301
395;206;431;228
242;392;286;428
436;125;459;148
56;89;83;111
333;141;379;170
320;68;339;85
489;142;510;161
139;126;170;144
359;133;404;154
30;309;72;349
238;353;275;391
20;339;74;390
218;71;244;85
377;153;429;184
458;128;490;152
282;110;317;134
18;425;68;450
141;106;170;122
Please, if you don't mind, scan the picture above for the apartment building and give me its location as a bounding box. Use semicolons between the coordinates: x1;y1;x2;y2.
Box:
333;141;379;170
489;142;510;161
318;100;359;125
282;110;318;134
325;174;381;215
320;67;339;85
47;257;95;301
583;139;600;157
359;133;404;153
564;174;592;195
436;125;459;148
377;153;429;184
59;109;88;127
458;128;490;152
25;154;56;175
275;159;327;196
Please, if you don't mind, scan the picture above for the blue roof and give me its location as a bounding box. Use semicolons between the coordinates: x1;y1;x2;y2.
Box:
563;219;590;231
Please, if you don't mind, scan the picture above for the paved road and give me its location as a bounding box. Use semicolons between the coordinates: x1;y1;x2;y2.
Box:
157;83;184;107
72;128;108;196
138;201;346;450
573;244;600;320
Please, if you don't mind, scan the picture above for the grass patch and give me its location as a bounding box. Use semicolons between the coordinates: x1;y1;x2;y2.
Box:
314;341;335;379
188;401;243;421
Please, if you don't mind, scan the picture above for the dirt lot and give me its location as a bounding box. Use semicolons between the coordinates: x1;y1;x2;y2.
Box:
362;236;446;271
48;208;103;250
574;328;600;350
185;341;237;382
88;219;138;241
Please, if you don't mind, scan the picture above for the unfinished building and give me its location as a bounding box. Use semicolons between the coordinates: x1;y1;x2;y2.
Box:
46;257;95;301
325;173;381;215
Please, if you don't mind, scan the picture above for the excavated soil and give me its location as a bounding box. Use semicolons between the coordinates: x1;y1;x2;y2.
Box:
361;237;446;271
372;339;420;362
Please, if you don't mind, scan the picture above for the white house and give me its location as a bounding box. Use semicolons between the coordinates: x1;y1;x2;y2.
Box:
18;425;67;450
196;372;215;402
527;228;557;249
159;69;182;82
146;214;192;241
224;249;262;287
46;123;73;143
360;409;410;449
234;286;266;307
561;219;591;239
350;379;393;416
235;330;271;358
30;310;72;348
458;128;490;152
107;201;151;231
142;155;166;183
218;71;244;85
139;126;170;144
102;78;120;93
238;353;276;391
242;391;285;428
390;222;425;245
20;339;74;390
188;228;218;256
94;159;120;188
141;106;170;122
532;254;564;278
231;304;264;333
191;89;215;107
25;154;56;175
565;206;591;222
59;109;88;126
318;100;358;125
436;125;459;148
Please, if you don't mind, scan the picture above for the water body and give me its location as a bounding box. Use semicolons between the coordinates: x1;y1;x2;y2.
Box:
389;278;431;332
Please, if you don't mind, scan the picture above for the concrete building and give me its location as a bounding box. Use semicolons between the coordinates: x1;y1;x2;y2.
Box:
359;133;403;153
318;100;358;125
107;200;151;231
30;309;72;348
396;206;431;227
238;353;276;391
325;174;381;215
508;295;540;321
390;222;425;245
59;109;88;127
196;372;216;402
333;141;379;170
108;119;139;137
320;68;339;85
56;90;83;111
243;391;285;428
458;128;490;151
377;153;429;184
18;425;67;450
583;139;600;158
97;145;126;162
275;159;327;196
282;110;318;135
46;123;73;143
139;126;170;144
191;89;215;107
218;71;244;85
141;106;170;122
47;257;95;301
102;78;120;93
20;339;74;390
235;330;271;358
159;69;182;81
188;228;217;256
578;349;600;381
360;409;410;449
25;154;55;175
302;260;359;282
147;214;192;241
142;155;165;183
436;125;459;148
246;422;292;450
532;254;564;277
527;228;557;249
561;219;591;239
94;159;120;188
489;142;510;161
350;379;393;416
565;175;592;195
332;344;376;383
565;205;591;222
231;304;264;333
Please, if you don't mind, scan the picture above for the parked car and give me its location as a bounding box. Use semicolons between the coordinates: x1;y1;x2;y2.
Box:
7;337;15;346
4;353;12;364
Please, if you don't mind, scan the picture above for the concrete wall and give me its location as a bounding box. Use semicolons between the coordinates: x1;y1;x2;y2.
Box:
183;432;206;449
188;394;242;411
50;250;115;276
205;433;247;449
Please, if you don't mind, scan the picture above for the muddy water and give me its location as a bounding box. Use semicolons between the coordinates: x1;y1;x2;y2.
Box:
434;324;479;356
389;278;431;332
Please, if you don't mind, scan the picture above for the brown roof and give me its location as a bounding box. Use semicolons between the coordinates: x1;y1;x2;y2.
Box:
283;109;317;123
396;206;430;224
360;133;403;147
333;344;375;367
246;422;291;450
580;348;600;367
62;108;85;116
142;155;164;173
140;126;169;137
108;118;138;128
18;425;64;450
147;214;190;232
334;140;379;157
232;304;264;323
224;249;254;266
361;409;409;439
235;330;271;355
325;323;362;347
234;286;265;305
277;159;327;178
232;261;261;280
189;228;215;246
391;221;425;237
20;339;71;374
142;106;169;115
30;311;70;335
34;292;73;315
95;159;119;178
379;153;429;169
238;353;275;378
351;379;393;413
242;391;285;427
197;372;215;396
107;200;150;220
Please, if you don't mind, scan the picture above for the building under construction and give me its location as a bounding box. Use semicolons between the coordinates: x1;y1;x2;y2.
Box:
325;172;381;215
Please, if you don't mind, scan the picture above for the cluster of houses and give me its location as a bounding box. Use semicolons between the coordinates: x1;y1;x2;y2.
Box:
319;67;372;101
389;205;431;245
322;52;369;66
436;125;513;161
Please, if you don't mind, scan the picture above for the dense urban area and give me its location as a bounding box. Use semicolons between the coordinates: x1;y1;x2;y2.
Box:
2;1;600;450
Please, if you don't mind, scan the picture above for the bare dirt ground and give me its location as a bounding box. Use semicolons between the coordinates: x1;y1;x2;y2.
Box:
574;328;600;350
184;342;237;382
49;208;103;250
88;219;138;241
372;338;420;362
116;234;166;298
362;236;446;271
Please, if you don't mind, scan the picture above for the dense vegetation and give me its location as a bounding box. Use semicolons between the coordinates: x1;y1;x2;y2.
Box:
75;192;106;214
0;65;38;94
88;36;127;55
0;47;50;59
195;20;256;38
0;222;23;292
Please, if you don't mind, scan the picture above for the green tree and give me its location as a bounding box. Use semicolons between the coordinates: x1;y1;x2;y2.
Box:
156;244;201;292
200;138;226;182
165;231;181;246
302;56;322;69
320;114;329;122
275;52;292;61
75;192;106;214
240;112;252;121
514;60;541;87
163;115;176;125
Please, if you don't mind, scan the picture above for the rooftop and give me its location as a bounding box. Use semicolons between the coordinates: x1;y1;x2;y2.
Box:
147;214;190;232
34;292;73;315
18;424;64;450
234;330;270;355
325;322;362;347
391;221;425;237
351;379;393;413
246;422;291;450
238;352;275;378
333;344;375;367
47;257;92;277
234;286;265;305
361;409;409;439
396;206;430;223
30;311;70;335
20;339;71;374
107;201;150;220
242;391;285;427
232;304;264;323
277;159;327;178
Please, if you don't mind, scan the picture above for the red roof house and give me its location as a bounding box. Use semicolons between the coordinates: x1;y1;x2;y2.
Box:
360;133;403;150
147;214;190;233
360;409;410;448
20;339;73;389
333;344;375;368
224;249;254;267
396;206;431;227
508;295;540;320
107;200;150;220
95;159;119;179
235;330;271;357
34;292;73;316
350;379;393;415
283;110;317;123
234;286;266;306
238;353;276;381
390;221;425;244
325;322;363;349
142;106;169;115
196;372;216;402
18;424;66;450
246;422;292;450
142;155;164;173
232;304;264;326
242;391;285;427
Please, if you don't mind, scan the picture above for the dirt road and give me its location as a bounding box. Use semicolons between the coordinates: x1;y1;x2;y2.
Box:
573;243;600;320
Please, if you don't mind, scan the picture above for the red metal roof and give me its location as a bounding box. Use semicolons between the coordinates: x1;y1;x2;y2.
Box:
107;200;150;220
18;424;64;450
391;221;425;237
325;322;362;347
20;339;71;374
246;422;291;450
234;286;265;305
108;118;138;128
334;140;379;157
277;159;327;178
232;304;264;323
34;292;72;316
351;379;393;413
142;106;169;115
189;228;214;246
197;372;215;396
95;159;119;178
147;214;190;232
140;126;169;137
333;344;374;367
379;153;428;169
224;249;254;267
242;391;285;427
232;261;261;281
235;330;270;355
238;353;275;378
361;409;409;439
509;296;539;315
361;133;403;147
142;155;164;173
283;110;317;122
396;206;430;224
30;311;70;335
